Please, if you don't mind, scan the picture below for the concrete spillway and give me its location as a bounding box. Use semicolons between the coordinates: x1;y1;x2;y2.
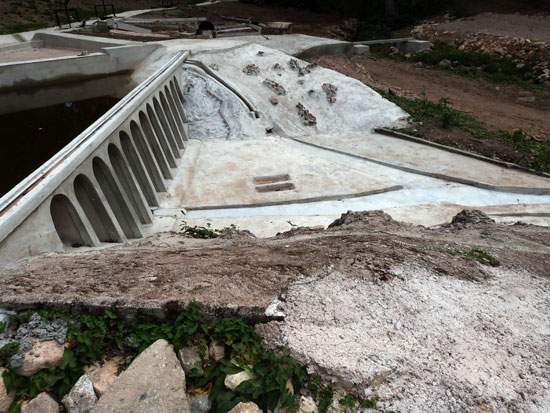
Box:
1;32;550;269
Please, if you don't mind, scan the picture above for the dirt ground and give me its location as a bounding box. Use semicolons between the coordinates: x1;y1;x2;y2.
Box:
139;2;357;40
438;12;550;41
313;54;550;163
1;210;550;411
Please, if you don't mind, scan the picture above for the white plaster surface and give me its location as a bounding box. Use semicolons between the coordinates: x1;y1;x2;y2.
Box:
186;42;408;137
296;133;550;191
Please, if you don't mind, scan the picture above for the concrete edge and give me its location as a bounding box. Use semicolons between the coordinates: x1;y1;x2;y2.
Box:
183;185;404;211
0;296;274;323
293;42;353;59
376;128;550;179
292;137;550;195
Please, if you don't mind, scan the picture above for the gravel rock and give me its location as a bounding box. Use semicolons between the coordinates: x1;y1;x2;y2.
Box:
243;64;260;75
208;342;225;362
0;368;15;413
224;370;256;391
92;339;189;413
22;392;59;413
439;59;452;67
298;396;318;413
263;79;286;95
16;340;64;376
85;357;121;397
177;346;202;375
296;102;316;126
322;83;338;104
62;374;98;413
228;402;262;413
187;393;211;413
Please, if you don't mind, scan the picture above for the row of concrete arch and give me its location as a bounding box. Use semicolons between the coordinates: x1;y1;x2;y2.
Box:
49;75;189;247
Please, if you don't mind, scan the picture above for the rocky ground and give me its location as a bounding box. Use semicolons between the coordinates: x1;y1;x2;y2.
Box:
1;210;550;412
413;13;550;81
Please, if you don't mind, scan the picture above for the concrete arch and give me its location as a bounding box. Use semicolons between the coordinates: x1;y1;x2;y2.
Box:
173;77;185;105
130;120;166;192
119;131;158;207
50;194;93;247
147;103;180;160
170;80;188;123
164;84;185;132
108;144;152;225
74;174;121;243
139;111;174;175
159;92;185;149
154;96;183;150
92;157;141;239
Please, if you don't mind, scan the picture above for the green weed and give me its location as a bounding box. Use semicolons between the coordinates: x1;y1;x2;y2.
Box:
2;305;338;412
379;90;550;174
181;221;235;239
430;246;500;267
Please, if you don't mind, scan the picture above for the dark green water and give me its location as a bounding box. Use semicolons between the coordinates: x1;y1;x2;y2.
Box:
0;96;119;198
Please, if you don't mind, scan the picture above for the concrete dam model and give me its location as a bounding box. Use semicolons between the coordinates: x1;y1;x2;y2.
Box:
1;31;549;270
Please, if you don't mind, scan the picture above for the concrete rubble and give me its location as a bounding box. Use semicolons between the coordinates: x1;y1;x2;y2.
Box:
22;392;59;413
62;374;98;413
91;339;190;413
177;346;202;375
85;357;122;397
16;340;64;377
228;402;262;413
224;370;256;391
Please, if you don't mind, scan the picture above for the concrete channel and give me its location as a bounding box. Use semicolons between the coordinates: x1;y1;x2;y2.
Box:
0;27;549;268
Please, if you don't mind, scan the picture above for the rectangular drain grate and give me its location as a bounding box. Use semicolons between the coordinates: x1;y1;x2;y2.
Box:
254;174;295;193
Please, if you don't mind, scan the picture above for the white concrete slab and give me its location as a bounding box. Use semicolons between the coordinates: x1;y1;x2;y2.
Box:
295;133;550;193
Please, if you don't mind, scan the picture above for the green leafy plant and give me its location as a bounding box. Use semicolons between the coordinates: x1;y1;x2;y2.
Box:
0;342;19;368
430;246;500;267
2;304;339;413
379;89;550;174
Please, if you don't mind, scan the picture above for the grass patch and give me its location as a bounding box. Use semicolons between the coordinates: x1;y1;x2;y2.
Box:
181;220;237;239
378;90;550;174
2;305;358;413
430;246;500;267
412;42;549;91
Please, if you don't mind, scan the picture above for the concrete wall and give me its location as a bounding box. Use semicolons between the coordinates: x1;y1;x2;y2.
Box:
0;52;190;265
0;36;160;114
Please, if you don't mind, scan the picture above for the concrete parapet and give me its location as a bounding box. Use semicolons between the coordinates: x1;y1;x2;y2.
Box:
353;44;370;55
397;39;431;54
0;52;190;264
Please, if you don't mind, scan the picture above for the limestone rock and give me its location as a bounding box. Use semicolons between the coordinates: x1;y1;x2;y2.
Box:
177;346;202;375
22;392;59;413
298;396;318;413
187;393;211;413
208;342;225;362
62;374;98;413
16;340;64;376
0;368;16;413
228;401;262;413
224;370;256;391
91;339;190;413
85;357;121;397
